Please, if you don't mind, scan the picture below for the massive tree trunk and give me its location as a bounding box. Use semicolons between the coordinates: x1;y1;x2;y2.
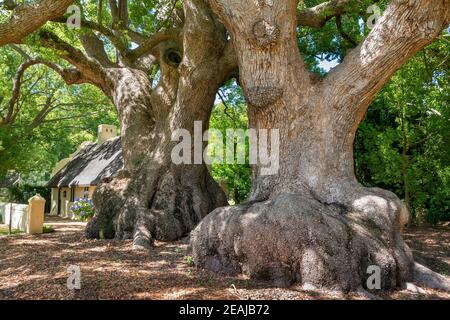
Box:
86;0;233;248
191;0;450;291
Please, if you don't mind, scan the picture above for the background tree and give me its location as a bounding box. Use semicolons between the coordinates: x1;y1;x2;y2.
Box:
209;84;251;204
355;39;450;224
0;45;118;178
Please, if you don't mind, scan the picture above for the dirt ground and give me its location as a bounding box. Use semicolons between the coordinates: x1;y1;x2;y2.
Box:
0;217;449;300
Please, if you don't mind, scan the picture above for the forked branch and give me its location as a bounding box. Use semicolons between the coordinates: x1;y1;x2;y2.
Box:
324;0;450;120
0;58;86;127
298;0;360;28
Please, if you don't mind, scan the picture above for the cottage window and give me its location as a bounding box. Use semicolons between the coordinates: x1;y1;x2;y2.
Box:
84;187;89;198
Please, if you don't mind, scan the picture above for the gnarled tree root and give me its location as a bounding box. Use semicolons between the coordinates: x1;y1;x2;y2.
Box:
412;262;450;292
191;192;415;292
86;167;227;247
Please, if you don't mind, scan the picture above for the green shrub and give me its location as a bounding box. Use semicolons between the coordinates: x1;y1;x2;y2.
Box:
42;224;55;234
70;198;95;221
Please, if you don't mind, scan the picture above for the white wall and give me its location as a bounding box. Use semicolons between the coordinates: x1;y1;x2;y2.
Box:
49;188;59;216
0;202;28;231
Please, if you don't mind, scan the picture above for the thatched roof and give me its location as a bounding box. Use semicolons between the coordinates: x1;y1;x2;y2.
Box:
46;137;123;188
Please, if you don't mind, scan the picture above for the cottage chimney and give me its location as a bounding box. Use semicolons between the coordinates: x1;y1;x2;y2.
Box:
97;124;118;144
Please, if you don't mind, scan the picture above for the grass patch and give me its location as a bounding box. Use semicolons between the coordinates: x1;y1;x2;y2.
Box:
0;224;55;235
43;224;55;234
0;225;24;236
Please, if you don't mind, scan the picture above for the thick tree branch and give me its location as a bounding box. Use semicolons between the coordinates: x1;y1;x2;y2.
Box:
126;28;182;62
0;58;85;127
126;29;148;44
297;0;358;28
325;0;450;122
28;2;180;69
98;0;104;25
37;30;106;87
0;0;74;46
108;0;129;43
335;15;357;47
50;17;129;53
109;0;119;26
297;0;383;28
80;30;115;67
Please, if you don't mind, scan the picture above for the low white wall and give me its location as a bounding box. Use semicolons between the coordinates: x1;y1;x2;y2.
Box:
0;202;28;231
49;188;59;216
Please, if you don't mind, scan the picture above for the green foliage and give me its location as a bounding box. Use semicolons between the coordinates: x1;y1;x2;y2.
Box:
0;0;448;225
0;225;23;236
209;85;251;204
0;46;119;189
295;3;450;223
355;39;450;224
6;184;51;211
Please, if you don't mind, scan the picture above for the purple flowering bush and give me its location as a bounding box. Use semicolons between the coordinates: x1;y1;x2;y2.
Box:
70;198;95;221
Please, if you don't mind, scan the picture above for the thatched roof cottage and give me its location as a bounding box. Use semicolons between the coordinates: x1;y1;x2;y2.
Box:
46;125;123;218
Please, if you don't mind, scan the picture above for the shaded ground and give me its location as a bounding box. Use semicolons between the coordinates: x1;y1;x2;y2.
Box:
0;217;449;300
403;226;450;277
0;225;23;236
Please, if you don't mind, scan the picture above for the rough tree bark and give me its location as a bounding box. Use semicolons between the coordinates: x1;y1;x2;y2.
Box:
85;0;233;248
1;0;232;248
0;0;74;46
191;0;450;292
